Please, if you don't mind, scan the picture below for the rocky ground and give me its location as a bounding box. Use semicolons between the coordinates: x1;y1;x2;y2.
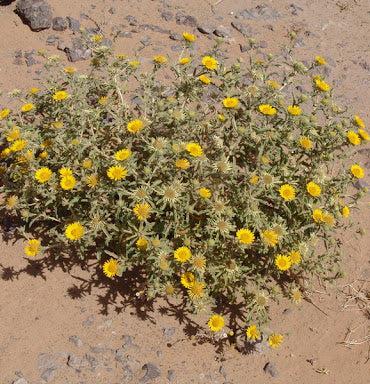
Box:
0;0;369;383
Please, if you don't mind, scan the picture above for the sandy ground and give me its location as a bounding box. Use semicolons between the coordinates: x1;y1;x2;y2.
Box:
0;0;369;383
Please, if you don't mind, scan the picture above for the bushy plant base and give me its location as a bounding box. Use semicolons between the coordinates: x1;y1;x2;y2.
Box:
0;33;368;347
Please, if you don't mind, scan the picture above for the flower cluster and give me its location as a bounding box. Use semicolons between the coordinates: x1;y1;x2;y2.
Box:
0;34;367;347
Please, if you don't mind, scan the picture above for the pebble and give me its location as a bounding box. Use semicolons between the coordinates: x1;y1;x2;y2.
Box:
169;33;181;41
162;326;176;339
125;15;138;26
69;335;83;347
16;0;53;31
46;35;59;45
160;11;173;22
140;363;161;383
167;369;175;382
40;368;55;382
264;362;278;377
175;12;197;27
67;16;80;32
231;21;252;36
52;16;68;31
214;25;232;38
197;24;215;35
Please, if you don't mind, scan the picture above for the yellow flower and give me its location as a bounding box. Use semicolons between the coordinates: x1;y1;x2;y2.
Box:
129;60;140;68
175;158;190;170
53;90;69;101
207;314;225;332
315;55;326;65
82;159;93;169
268;333;283;348
64;66;76;74
198;187;211;199
116;53;127;60
342;205;350;218
127;119;144;133
35;167;52;183
60;175;76;190
218;113;226;122
103;258;119;278
59;167;73;177
10;139;27;152
183;32;196;42
179;57;191;65
39;151;48;159
246;324;260;341
91;34;103;43
347;130;361;145
98;96;108;106
249;174;259;185
358;129;370;141
201;56;218;71
136;237;149;251
191;255;206;271
258;104;277;116
165;283;175;296
133;202;151;221
24;239;41;257
181;272;195;288
261;230;279;247
29;87;40;94
350;164;365;179
174;246;192;263
52;121;64;129
153;55;167;64
279;184;296;201
1;148;11;158
322;212;335;226
85;174;99;188
6;195;18;209
312;208;323;222
354;115;365;129
275;254;291;271
306;181;321;197
6;126;21;142
21;103;35;112
287;105;302;116
288;250;301;265
107;165;128;181
222;97;239;109
198;74;211;84
114;148;132;161
314;78;331;92
188;281;205;300
0;108;11;119
299;136;313;150
266;79;280;89
186;142;203;157
291;288;302;304
236;228;255;245
65;222;84;241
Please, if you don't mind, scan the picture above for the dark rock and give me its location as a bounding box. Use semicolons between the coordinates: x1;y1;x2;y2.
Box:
237;4;281;20
69;335;83;347
160;10;173;21
231;21;252;36
264;362;278;377
67;16;80;32
175;12;197;27
1;0;16;5
214;25;231;38
46;35;59;45
169;32;181;41
140;363;161;383
52;16;67;31
167;370;175;382
64;38;91;62
125;15;137;26
16;0;52;31
197;24;215;35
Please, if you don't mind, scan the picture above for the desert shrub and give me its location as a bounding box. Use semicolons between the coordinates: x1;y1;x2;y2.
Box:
0;33;368;346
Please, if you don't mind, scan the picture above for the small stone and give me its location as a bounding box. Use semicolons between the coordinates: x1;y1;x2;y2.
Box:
237;4;281;20
24;50;36;66
38;353;58;371
13;379;28;384
162;327;176;339
69;335;83;347
13;50;23;65
125;15;138;26
40;368;55;382
290;3;304;16
140;363;161;383
119;31;133;38
64;38;91;62
16;0;52;31
167;369;175;382
231;21;252;36
214;25;231;38
160;11;173;21
197;24;215;35
46;35;59;45
239;44;249;53
264;362;278;377
140;35;151;46
67;16;80;32
169;33;181;41
67;354;89;372
52;16;67;31
175;12;197;27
